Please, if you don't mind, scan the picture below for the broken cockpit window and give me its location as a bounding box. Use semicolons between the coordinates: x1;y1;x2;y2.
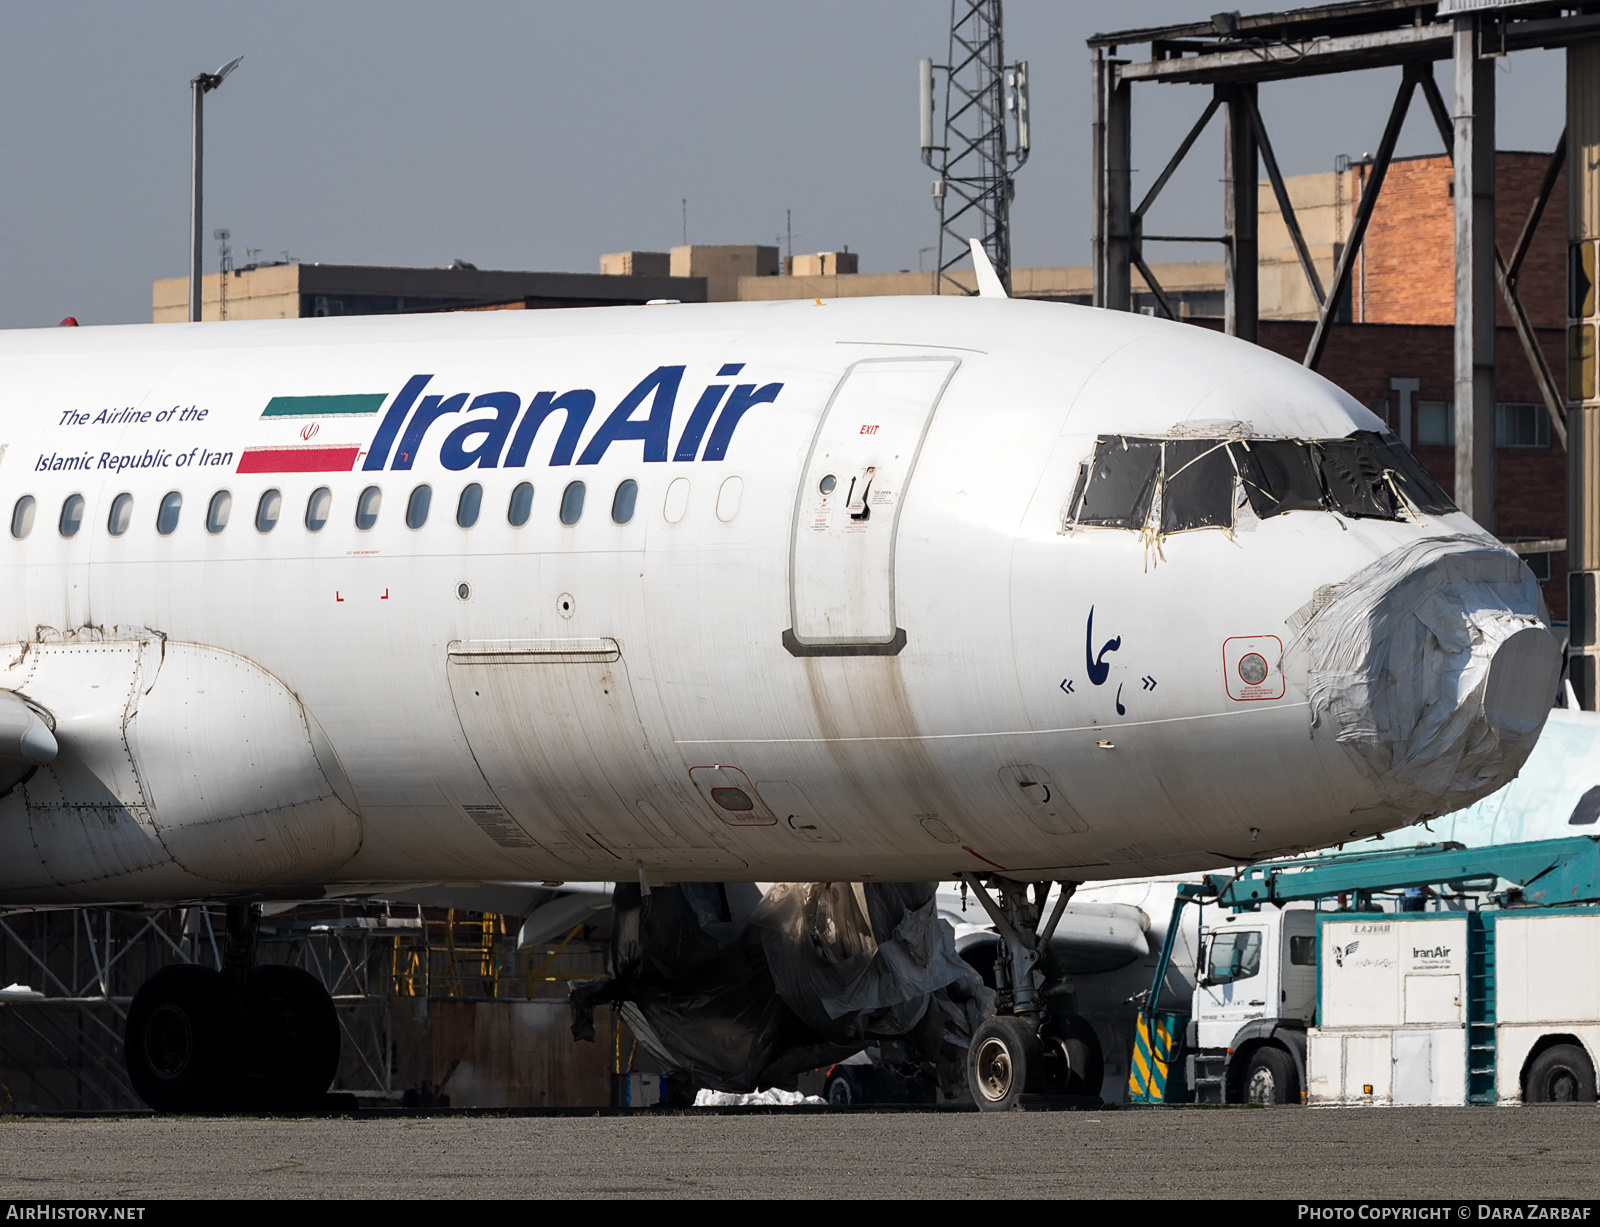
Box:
1160;439;1236;533
1316;436;1401;519
1235;439;1326;518
1068;437;1160;528
1066;429;1454;533
1368;431;1457;515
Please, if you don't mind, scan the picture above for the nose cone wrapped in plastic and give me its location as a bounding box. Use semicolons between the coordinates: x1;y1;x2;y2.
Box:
1285;535;1562;820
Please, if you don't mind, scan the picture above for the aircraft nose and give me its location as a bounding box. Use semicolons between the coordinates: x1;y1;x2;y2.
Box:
1287;536;1562;820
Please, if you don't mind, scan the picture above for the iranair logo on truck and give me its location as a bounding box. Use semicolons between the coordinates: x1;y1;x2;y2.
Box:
235;365;780;475
1333;941;1358;968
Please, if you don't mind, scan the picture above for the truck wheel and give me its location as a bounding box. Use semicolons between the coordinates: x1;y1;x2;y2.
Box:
967;1015;1040;1112
1525;1045;1597;1103
1241;1046;1298;1106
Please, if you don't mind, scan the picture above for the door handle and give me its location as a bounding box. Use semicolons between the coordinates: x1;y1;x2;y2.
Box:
847;467;876;521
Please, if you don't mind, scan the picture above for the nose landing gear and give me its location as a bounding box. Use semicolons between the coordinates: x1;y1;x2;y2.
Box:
958;874;1104;1111
124;903;342;1112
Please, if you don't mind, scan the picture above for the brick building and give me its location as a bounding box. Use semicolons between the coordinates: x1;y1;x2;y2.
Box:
1300;151;1569;618
1351;152;1566;330
1239;320;1567;619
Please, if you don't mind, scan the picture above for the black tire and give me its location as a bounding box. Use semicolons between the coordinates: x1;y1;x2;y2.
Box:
967;1015;1042;1112
1040;1013;1105;1098
825;1067;858;1107
125;964;244;1112
1525;1044;1598;1103
1240;1045;1298;1106
247;964;340;1098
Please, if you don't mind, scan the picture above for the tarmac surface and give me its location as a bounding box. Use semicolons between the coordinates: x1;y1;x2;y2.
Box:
0;1105;1597;1200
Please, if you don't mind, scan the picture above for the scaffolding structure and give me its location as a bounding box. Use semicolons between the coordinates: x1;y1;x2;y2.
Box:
0;903;605;1112
1089;0;1600;699
922;0;1030;294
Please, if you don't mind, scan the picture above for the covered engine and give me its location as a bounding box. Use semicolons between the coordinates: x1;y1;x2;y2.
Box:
570;880;992;1095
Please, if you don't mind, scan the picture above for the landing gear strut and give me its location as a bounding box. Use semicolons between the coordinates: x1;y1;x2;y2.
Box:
125;903;341;1111
958;874;1104;1111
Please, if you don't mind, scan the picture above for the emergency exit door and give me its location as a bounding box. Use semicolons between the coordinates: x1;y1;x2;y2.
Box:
787;356;959;651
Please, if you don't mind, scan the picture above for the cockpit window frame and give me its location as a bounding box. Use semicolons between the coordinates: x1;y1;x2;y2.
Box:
1063;429;1455;537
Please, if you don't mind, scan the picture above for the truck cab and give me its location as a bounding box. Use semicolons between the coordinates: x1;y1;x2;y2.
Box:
1187;905;1318;1102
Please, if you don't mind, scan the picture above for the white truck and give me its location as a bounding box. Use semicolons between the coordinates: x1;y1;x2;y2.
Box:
1308;908;1600;1105
1128;836;1600;1106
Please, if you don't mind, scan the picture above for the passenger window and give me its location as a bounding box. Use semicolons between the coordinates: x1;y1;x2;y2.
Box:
716;475;743;522
664;477;690;524
10;496;34;540
206;490;232;534
560;481;585;525
406;485;431;529
457;483;482;528
157;492;182;536
58;494;84;538
305;487;331;532
355;486;382;530
256;489;281;533
1203;931;1262;985
1569;784;1600;825
1289;935;1317;966
1068;437;1160;528
611;479;638;525
508;482;533;527
1160;441;1234;533
108;493;133;536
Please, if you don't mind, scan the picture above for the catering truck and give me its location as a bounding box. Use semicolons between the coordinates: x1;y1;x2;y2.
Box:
1127;836;1600;1105
1308;907;1600;1105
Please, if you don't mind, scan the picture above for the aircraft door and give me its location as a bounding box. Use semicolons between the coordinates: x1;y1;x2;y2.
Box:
787;357;959;651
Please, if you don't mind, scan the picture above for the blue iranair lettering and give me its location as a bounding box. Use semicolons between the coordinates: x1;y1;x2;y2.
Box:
365;366;782;470
441;392;520;470
507;391;594;466
578;366;683;465
363;374;434;471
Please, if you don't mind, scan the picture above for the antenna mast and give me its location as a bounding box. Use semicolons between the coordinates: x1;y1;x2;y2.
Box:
921;1;1030;295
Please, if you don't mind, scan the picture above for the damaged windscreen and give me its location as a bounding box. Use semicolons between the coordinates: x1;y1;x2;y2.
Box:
1069;437;1160;527
1064;429;1455;534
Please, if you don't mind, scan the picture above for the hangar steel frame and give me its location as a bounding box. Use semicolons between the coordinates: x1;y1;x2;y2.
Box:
1089;0;1599;529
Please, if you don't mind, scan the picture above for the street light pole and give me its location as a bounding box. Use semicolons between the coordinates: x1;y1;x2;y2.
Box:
188;56;243;324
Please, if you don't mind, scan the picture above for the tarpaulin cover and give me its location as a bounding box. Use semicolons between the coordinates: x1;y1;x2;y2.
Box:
1284;534;1561;818
570;881;992;1093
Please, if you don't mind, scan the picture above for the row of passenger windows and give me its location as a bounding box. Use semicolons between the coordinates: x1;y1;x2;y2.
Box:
6;477;688;540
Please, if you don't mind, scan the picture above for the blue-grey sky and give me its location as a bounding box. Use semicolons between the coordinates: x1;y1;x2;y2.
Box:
0;2;1567;328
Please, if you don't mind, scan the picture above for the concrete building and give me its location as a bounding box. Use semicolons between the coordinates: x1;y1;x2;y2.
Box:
599;250;671;278
787;250;859;277
153;262;704;322
667;244;780;302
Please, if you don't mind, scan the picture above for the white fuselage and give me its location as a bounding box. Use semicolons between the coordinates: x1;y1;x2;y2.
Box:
0;297;1556;905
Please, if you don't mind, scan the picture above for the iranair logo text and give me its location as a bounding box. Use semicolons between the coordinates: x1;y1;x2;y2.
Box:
236;365;780;475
